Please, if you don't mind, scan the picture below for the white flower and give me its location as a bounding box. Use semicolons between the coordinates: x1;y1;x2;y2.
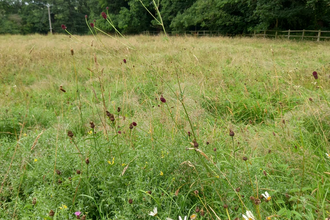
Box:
149;207;158;216
326;153;330;158
242;210;255;220
166;218;173;220
179;216;188;220
262;191;271;201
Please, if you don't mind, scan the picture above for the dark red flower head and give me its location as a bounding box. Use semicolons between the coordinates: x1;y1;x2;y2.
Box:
132;122;137;127
160;95;166;103
123;59;126;63
101;12;107;19
106;7;109;10
85;15;87;18
90;23;94;28
61;24;67;30
313;71;318;79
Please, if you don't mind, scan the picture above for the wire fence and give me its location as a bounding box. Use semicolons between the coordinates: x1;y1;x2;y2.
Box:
142;30;330;41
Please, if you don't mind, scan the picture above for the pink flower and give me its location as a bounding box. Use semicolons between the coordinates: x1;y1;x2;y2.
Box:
75;211;81;217
101;12;107;19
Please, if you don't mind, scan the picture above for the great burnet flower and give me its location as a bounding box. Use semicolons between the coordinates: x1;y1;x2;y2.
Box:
149;207;158;216
262;191;271;201
101;12;107;19
242;210;255;220
313;71;318;79
61;24;67;30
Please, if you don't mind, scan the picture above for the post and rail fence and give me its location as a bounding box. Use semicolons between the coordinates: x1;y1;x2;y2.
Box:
142;29;330;41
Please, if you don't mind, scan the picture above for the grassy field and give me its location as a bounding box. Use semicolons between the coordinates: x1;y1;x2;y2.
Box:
0;34;330;220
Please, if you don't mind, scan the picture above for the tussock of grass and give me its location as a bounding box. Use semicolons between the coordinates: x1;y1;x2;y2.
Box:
0;35;330;219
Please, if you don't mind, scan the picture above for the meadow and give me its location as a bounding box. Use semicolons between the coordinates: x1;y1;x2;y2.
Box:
0;34;330;220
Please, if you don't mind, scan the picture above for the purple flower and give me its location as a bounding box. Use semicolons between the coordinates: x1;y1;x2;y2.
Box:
123;59;126;63
101;12;107;19
90;23;94;28
74;211;81;217
313;71;318;79
132;122;137;127
61;24;67;30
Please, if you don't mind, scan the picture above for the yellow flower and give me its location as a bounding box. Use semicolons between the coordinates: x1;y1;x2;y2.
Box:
34;159;37;162
63;205;67;209
88;130;93;135
23;133;27;137
160;171;164;176
108;157;115;165
215;175;219;178
122;163;126;166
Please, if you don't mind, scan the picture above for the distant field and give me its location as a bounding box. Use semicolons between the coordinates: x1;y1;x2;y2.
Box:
0;34;330;220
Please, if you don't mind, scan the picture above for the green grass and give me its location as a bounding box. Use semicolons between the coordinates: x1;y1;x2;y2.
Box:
0;34;330;220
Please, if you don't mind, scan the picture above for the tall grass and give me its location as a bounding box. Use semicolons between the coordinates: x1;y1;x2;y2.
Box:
0;34;330;219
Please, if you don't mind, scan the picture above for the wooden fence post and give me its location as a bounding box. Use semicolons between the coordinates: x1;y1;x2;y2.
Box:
275;31;278;39
317;30;321;41
263;30;266;38
288;29;290;39
302;29;305;40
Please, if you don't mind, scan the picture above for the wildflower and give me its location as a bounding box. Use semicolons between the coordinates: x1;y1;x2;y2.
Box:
56;170;61;175
90;23;94;28
101;12;107;19
132;122;137;126
90;121;95;129
122;163;126;166
67;130;74;138
85;15;87;18
262;191;271;201
85;158;90;165
179;216;188;220
76;170;81;174
34;159;37;162
108;157;115;165
61;24;67;30
160;171;163;176
243;156;248;161
326;153;330;158
229;129;235;137
23;133;27;137
32;198;36;205
75;211;81;218
88;130;93;135
123;59;126;63
149;207;158;216
49;210;55;216
190;214;197;220
242;210;255;220
128;199;133;204
106;6;109;10
160;95;166;103
313;71;318;79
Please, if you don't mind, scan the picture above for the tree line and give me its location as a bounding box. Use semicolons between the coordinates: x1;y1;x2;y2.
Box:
0;0;329;35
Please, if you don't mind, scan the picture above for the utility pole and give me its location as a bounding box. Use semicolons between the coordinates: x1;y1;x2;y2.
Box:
47;4;52;34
